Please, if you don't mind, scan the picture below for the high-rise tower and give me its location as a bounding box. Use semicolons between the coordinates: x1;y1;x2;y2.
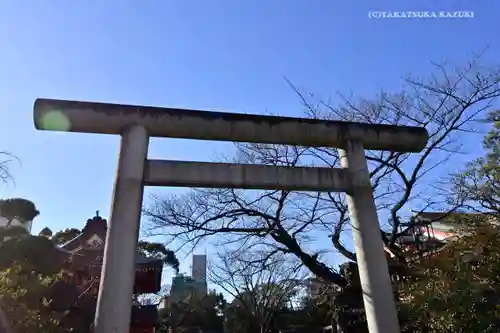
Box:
191;254;207;281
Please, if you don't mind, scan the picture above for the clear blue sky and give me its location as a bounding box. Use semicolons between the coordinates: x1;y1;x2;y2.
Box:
1;0;499;282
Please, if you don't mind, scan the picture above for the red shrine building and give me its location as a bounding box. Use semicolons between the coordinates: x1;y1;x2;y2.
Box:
54;213;163;333
384;211;499;263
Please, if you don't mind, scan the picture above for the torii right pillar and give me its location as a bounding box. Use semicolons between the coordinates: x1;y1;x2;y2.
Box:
339;140;399;333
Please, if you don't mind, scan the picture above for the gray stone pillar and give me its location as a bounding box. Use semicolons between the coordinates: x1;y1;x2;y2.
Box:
338;140;400;333
94;125;149;333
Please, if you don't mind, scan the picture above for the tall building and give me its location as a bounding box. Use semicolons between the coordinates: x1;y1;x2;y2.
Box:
192;254;207;281
169;255;208;303
169;275;207;303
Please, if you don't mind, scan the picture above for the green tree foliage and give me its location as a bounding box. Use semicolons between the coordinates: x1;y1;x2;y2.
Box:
158;292;226;333
0;198;39;226
0;264;68;332
295;295;334;328
454;110;500;212
137;240;180;273
0;225;29;243
224;302;261;333
0;230;80;333
0;230;61;275
398;215;500;332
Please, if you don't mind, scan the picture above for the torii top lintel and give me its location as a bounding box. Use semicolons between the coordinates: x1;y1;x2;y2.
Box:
33;98;429;152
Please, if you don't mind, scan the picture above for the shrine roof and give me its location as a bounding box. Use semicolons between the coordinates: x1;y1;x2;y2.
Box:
59;232;87;249
57;213;163;267
64;248;162;269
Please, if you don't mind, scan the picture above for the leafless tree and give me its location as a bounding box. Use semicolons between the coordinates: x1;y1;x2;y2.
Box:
0;152;17;187
208;250;305;333
144;50;500;286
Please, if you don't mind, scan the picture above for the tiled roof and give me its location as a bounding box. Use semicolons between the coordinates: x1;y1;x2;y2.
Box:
59;232;86;250
57;214;162;267
58;245;163;269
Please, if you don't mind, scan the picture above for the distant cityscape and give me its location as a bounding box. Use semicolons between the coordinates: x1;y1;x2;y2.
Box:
165;254;208;306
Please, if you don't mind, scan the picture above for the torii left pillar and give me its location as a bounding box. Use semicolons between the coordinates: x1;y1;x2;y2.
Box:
94;124;149;333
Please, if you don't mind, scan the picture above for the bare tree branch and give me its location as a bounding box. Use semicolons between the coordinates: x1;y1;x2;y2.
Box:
144;51;500;286
208;250;306;332
0;152;18;187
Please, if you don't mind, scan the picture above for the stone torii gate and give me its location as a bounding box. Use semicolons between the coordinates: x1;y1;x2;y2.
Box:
33;98;428;333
